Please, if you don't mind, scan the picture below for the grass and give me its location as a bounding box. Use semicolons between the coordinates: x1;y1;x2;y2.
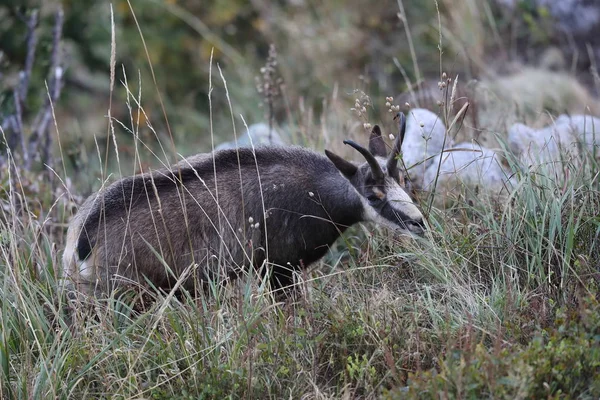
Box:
2;109;600;398
2;1;600;399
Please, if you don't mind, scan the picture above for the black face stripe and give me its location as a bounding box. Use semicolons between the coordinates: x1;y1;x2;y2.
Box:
378;201;417;228
414;219;426;230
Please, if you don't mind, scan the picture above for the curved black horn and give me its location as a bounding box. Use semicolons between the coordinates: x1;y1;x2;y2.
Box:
343;139;384;180
387;112;406;178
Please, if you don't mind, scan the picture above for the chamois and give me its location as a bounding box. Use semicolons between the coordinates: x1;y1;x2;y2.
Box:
62;113;425;296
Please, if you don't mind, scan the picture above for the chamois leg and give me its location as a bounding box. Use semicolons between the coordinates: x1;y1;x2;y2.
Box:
267;264;299;301
270;269;294;291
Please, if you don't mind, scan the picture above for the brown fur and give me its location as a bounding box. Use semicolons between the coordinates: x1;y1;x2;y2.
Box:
62;119;424;296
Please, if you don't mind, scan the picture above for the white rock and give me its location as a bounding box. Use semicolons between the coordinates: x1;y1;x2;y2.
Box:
507;123;537;157
508;119;580;174
423;142;512;195
402;109;453;188
555;114;600;154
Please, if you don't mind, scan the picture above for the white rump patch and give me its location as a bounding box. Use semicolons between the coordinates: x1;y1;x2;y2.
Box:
78;259;95;280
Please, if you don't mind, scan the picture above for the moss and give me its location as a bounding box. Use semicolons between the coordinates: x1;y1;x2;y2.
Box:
387;294;600;399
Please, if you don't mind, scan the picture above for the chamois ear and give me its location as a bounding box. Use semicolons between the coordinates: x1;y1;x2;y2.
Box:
368;125;387;157
392;112;406;151
325;149;358;179
387;112;406;179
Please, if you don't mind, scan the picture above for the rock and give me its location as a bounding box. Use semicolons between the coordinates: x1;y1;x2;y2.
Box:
507;123;538;157
508;121;578;159
215;123;285;151
555;114;600;154
423;142;512;195
401;109;453;188
399;69;600;150
504;115;600;183
507;118;583;175
474;68;600;143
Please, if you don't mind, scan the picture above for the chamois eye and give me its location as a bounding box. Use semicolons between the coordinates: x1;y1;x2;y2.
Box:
367;194;381;203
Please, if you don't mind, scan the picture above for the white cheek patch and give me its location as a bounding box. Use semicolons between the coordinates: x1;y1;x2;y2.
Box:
373;156;422;220
349;157;424;232
384;178;423;221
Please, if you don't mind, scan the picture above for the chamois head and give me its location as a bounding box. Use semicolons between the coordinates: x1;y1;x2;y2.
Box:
325;113;425;235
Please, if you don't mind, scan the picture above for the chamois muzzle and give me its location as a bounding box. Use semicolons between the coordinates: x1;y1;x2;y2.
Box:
404;217;426;236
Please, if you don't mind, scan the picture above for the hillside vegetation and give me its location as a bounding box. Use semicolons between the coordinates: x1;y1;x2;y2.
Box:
1;1;599;398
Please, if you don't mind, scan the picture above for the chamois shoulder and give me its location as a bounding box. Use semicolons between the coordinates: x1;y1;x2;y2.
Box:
176;146;326;169
168;146;332;181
